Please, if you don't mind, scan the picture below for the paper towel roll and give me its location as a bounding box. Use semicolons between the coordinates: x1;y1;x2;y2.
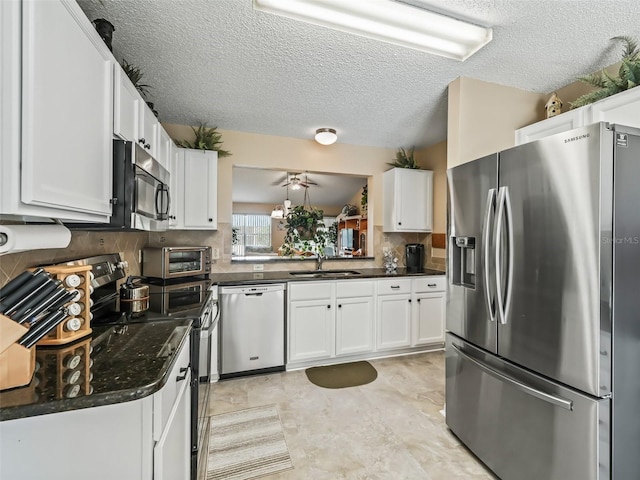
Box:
0;224;72;255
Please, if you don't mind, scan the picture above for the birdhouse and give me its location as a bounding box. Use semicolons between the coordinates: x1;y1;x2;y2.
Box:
545;92;563;118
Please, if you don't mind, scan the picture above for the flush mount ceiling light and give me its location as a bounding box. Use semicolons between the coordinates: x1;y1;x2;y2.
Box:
315;128;337;145
253;0;492;61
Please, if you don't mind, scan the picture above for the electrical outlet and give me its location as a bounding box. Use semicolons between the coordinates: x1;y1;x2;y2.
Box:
253;264;264;271
211;248;220;260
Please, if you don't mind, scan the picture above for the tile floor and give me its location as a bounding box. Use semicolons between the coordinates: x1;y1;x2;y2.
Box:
209;351;497;479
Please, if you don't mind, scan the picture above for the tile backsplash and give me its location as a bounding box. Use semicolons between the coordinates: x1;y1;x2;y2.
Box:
1;226;446;287
0;231;148;287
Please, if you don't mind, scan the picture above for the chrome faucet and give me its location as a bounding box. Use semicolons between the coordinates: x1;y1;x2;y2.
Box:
316;254;326;271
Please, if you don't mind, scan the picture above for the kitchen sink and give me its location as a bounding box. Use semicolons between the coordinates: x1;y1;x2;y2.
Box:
289;270;361;278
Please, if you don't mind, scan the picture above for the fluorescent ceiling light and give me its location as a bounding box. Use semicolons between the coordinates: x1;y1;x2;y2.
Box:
253;0;492;61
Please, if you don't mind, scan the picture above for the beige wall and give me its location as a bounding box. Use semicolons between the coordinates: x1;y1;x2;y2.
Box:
163;124;395;227
415;140;447;258
447;77;547;167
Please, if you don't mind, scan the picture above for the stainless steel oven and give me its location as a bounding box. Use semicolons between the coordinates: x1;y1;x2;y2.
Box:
142;246;211;280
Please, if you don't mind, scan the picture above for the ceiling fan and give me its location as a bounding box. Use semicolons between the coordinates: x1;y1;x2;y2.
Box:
276;172;319;190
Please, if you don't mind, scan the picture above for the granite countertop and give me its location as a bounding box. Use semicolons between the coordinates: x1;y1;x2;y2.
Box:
211;267;446;285
0;318;192;421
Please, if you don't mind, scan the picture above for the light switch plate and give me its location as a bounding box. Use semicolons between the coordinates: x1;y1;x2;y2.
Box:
253;264;264;271
211;248;220;260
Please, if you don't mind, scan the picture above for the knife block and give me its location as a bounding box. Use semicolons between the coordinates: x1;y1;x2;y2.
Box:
31;264;93;346
0;314;36;391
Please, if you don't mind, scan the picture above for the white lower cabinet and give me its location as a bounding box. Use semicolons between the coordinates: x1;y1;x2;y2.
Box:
0;337;191;480
376;278;412;351
412;276;446;346
377;294;412;350
336;281;375;356
289;298;334;362
287;277;444;368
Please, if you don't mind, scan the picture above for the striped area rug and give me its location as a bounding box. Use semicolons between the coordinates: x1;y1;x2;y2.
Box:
207;405;293;480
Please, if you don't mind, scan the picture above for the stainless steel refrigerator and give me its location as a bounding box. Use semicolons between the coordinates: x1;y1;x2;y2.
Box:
446;122;640;480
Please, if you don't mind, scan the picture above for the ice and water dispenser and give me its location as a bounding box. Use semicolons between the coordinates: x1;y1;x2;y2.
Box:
451;236;476;288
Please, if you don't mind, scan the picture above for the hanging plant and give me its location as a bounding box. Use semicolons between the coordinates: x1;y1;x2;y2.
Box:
571;36;640;108
176;122;232;157
280;189;327;257
387;147;418;169
120;59;152;99
360;184;368;213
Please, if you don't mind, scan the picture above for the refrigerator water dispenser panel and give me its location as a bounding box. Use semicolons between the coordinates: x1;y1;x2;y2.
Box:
451;236;476;288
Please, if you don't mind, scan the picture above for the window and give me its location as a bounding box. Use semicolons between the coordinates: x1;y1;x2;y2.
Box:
232;214;272;256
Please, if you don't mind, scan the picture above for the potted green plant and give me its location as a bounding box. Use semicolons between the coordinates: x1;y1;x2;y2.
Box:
280;204;327;257
120;59;152;98
360;184;368;215
176;122;232;157
571;36;640;108
387;147;419;169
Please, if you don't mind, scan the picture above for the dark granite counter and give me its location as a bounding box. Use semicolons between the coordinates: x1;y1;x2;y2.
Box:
0;318;192;421
211;267;445;285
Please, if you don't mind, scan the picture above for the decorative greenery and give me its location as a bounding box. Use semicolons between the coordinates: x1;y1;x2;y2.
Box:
280;205;327;257
176;122;232;157
360;184;368;212
387;147;418;169
120;59;152;99
326;222;338;246
571;36;640;108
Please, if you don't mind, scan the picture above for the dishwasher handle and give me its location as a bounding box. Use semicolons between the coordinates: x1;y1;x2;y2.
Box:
244;292;263;297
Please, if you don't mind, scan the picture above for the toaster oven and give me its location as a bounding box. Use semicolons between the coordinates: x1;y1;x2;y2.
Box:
142;246;211;280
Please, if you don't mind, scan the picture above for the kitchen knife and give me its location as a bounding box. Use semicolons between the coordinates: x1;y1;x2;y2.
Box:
3;277;58;318
0;269;50;315
0;269;41;301
24;289;76;326
10;280;63;323
19;309;69;348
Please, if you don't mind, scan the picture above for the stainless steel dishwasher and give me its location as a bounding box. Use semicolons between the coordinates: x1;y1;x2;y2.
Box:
219;283;286;378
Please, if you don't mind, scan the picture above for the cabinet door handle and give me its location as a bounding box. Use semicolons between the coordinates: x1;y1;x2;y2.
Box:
398;222;402;225
176;366;189;382
408;299;412;303
417;298;421;303
208;218;213;222
327;305;331;309
338;304;342;308
138;137;146;144
390;285;400;289
428;283;437;287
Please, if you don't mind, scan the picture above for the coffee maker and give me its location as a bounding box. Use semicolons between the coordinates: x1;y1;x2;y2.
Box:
405;244;425;273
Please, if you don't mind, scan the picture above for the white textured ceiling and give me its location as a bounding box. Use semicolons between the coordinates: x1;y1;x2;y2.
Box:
78;0;640;149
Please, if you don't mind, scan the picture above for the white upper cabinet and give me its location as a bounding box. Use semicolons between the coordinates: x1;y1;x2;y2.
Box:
137;101;158;159
588;86;640;127
515;108;586;146
383;168;433;232
171;149;218;230
1;0;113;222
515;88;640;145
156;125;174;171
113;67;140;142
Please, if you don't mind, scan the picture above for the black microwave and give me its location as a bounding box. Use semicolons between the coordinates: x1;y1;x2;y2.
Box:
67;140;170;231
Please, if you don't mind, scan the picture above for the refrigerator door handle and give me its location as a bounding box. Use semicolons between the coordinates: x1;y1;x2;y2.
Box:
503;187;514;323
452;344;573;411
482;188;497;322
494;186;514;324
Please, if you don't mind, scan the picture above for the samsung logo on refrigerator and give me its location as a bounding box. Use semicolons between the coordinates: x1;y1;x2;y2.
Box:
564;133;590;143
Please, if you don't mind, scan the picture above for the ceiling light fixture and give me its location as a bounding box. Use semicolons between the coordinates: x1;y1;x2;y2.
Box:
315;128;337;145
253;0;492;61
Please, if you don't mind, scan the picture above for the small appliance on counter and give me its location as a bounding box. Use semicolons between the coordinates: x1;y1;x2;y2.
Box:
119;277;149;313
405;243;425;273
142;246;211;280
